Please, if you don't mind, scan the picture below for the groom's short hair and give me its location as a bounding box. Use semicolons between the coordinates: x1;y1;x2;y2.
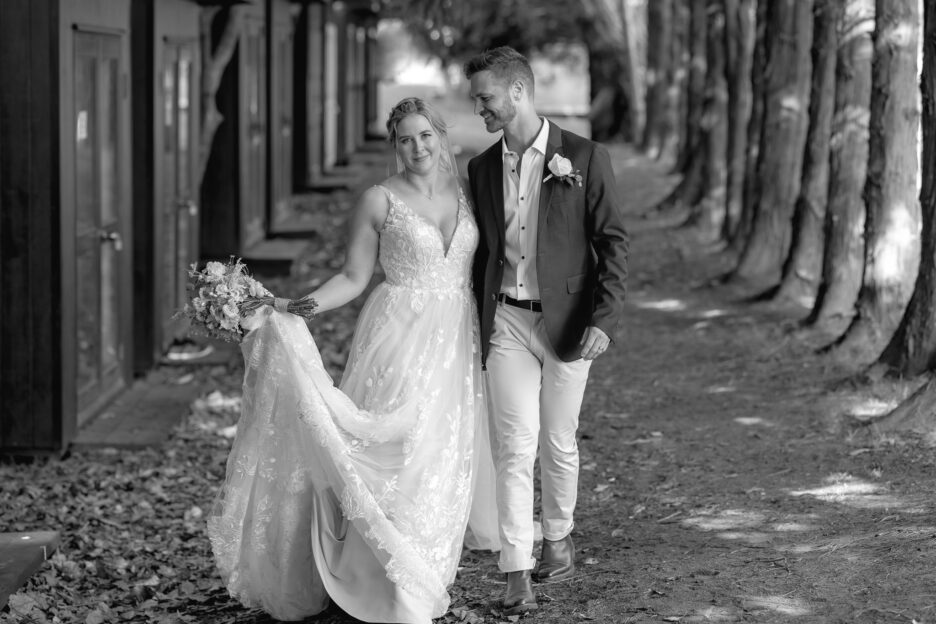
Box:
463;46;535;96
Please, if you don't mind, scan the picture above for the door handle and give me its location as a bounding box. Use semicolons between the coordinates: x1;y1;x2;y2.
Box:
99;230;123;252
177;199;198;216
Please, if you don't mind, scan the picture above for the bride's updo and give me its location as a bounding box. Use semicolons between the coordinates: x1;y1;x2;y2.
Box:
385;97;450;146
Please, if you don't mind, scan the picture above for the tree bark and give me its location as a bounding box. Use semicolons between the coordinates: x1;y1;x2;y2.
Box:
871;376;936;434
584;0;645;142
673;0;708;173
731;0;814;285
670;0;692;164
658;0;685;163
774;0;842;308
643;0;675;158
807;0;875;328
687;0;729;241
197;6;245;188
648;0;707;215
721;0;755;240
878;0;936;377
727;0;768;256
833;0;922;362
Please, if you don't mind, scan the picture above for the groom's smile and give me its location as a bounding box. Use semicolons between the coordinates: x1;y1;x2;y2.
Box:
469;70;516;134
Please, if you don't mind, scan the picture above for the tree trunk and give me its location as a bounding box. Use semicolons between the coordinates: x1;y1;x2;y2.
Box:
806;0;875;329
658;1;684;163
878;0;936;377
585;0;645;143
774;0;842;308
731;0;814;285
670;0;692;164
197;7;245;188
871;376;936;434
648;0;707;215
643;0;675;158
727;0;768;256
721;0;755;240
687;0;729;241
673;0;708;173
833;0;922;362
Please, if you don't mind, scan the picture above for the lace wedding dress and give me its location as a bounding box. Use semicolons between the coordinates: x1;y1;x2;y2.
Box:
207;186;499;623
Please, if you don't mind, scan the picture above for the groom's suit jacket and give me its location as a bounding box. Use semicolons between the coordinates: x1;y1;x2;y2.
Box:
468;120;629;365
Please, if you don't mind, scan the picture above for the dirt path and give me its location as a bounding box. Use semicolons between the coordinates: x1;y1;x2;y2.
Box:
4;146;935;624
445;147;936;623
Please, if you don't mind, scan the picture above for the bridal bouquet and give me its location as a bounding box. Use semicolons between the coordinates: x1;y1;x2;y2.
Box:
180;257;272;343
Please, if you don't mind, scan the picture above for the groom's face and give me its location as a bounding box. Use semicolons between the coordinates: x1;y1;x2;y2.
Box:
469;70;517;134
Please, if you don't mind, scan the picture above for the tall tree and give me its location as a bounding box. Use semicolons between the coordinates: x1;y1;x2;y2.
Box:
670;0;693;164
583;0;645;142
833;0;922;361
731;0;814;285
878;0;936;377
721;0;756;240
643;0;676;158
774;0;842;307
806;0;875;329
728;0;769;255
687;0;729;241
648;0;707;216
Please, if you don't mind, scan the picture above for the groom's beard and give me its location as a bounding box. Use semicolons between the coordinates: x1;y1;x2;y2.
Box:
485;98;517;133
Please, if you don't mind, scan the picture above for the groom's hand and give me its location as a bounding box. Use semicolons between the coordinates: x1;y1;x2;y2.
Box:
580;326;610;360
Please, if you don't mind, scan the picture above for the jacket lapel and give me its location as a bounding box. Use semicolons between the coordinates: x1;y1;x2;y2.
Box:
483;143;505;247
539;120;563;225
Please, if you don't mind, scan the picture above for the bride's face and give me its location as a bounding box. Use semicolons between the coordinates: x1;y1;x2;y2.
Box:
395;114;441;175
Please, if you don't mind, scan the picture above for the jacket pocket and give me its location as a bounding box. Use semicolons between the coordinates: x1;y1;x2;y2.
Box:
566;273;588;294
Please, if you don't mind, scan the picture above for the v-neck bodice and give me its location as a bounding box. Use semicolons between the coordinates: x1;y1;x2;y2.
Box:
375;185;478;292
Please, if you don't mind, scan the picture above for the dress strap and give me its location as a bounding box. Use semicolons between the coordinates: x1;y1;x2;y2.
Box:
373;184;400;231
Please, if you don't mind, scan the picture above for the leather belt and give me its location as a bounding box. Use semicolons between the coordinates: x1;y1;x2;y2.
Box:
497;293;542;312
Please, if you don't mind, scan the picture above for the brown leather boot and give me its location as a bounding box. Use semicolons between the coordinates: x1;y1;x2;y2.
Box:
534;534;575;582
503;569;538;615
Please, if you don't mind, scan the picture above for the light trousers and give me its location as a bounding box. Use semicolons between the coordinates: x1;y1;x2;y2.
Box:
485;303;592;572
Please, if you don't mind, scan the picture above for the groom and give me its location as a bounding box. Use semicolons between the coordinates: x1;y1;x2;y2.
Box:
464;47;629;614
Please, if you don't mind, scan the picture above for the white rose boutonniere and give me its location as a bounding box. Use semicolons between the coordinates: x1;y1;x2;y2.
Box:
543;154;583;187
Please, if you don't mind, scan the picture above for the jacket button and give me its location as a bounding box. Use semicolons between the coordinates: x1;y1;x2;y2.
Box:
498;259;504;266
491;293;496;300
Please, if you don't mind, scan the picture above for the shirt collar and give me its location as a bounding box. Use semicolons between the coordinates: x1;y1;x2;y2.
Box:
502;117;551;157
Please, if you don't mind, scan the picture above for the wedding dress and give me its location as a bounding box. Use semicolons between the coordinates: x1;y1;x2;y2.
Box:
207;185;499;623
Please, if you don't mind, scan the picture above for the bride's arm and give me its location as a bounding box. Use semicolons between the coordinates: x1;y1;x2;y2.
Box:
296;186;388;315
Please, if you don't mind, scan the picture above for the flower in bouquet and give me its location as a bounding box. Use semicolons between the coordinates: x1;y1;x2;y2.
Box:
179;257;271;343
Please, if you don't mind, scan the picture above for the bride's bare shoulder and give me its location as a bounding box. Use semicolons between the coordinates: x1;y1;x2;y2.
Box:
355;184;393;230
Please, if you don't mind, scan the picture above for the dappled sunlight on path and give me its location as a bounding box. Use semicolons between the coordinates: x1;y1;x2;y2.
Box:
554;147;936;622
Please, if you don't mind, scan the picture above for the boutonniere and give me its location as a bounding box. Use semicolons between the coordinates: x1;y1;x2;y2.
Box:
542;154;583;187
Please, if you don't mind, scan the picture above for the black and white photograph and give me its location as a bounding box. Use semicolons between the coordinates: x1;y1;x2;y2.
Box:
2;0;935;622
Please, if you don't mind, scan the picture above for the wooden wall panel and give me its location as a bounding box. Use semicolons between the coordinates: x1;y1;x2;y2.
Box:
0;0;61;452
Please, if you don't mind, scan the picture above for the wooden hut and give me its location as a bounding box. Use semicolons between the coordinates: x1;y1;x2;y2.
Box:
0;0;381;454
0;0;135;453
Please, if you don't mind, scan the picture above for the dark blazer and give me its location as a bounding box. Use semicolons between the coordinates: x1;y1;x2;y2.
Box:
467;120;629;364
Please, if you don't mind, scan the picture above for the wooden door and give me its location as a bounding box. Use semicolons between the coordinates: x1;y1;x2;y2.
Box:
241;15;267;249
73;31;129;417
159;40;200;345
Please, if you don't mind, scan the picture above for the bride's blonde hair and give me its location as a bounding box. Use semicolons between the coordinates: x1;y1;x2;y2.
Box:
385;97;450;146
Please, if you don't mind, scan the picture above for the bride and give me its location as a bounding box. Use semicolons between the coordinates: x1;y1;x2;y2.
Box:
207;97;499;623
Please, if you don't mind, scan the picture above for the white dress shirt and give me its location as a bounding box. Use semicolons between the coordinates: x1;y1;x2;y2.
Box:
501;118;550;301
